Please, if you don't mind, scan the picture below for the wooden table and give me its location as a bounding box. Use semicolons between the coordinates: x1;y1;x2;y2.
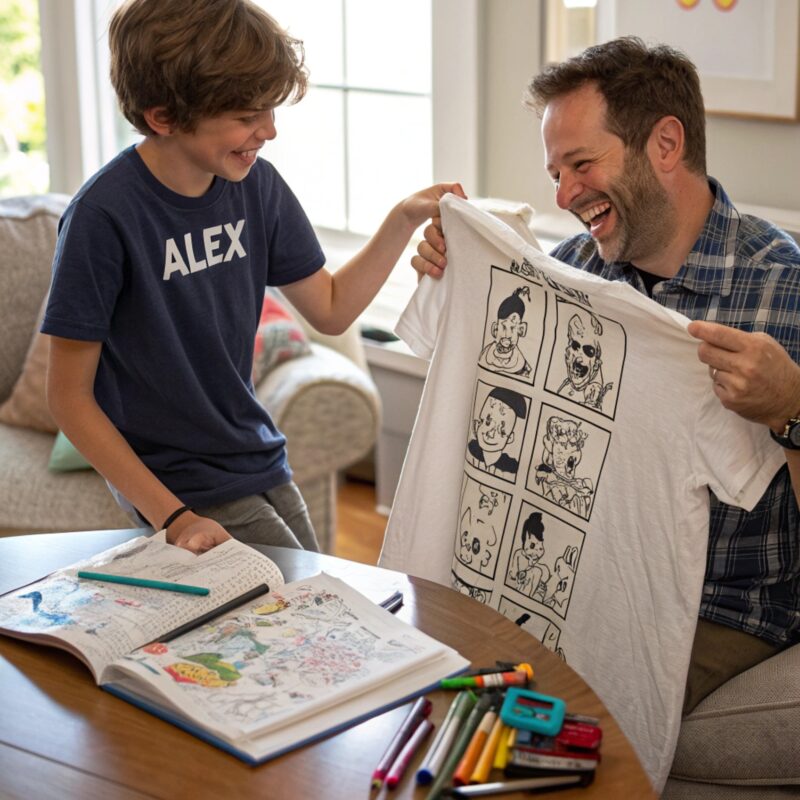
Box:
0;529;655;800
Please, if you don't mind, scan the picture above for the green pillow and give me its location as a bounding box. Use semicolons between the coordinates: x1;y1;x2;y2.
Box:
48;431;92;472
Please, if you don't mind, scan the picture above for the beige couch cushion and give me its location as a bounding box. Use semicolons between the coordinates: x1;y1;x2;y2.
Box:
0;297;57;432
670;644;800;785
0;194;69;401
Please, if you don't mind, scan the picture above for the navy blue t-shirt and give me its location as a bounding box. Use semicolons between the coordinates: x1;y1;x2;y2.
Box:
42;146;325;507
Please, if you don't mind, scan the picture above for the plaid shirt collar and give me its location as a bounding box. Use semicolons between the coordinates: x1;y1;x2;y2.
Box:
599;177;739;298
675;176;738;298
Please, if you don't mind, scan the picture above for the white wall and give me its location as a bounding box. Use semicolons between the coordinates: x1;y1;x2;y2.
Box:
480;1;800;224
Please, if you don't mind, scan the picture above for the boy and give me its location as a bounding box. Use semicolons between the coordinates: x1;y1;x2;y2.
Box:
44;0;462;554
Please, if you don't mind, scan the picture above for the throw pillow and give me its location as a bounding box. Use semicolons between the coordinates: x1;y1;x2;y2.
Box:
48;430;93;472
252;293;311;385
0;296;58;433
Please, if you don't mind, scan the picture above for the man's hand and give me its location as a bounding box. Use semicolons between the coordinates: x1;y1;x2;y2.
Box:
688;320;800;431
409;183;468;280
167;513;232;554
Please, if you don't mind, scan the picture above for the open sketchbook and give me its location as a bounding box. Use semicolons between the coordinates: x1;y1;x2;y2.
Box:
0;534;469;763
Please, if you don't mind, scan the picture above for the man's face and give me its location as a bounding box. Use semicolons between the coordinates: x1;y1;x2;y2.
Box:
491;312;526;355
474;396;516;453
542;83;674;265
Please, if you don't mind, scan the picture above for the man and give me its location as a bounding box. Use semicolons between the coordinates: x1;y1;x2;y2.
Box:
415;36;800;714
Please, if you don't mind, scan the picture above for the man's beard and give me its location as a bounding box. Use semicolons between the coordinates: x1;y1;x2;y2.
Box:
596;150;675;265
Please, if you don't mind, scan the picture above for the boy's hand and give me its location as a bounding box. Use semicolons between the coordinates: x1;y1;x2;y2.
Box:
167;513;232;553
404;182;467;280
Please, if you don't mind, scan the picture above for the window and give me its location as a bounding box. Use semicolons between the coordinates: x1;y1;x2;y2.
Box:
260;1;432;236
0;0;48;196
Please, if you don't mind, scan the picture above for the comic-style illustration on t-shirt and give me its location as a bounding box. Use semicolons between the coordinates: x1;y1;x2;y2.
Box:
454;474;512;580
477;268;546;386
451;258;623;661
466;381;531;482
544;298;626;418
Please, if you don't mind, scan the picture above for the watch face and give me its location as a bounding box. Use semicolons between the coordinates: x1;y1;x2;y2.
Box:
789;424;800;447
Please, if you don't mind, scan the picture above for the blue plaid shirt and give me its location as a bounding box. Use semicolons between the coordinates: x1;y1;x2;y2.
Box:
551;178;800;647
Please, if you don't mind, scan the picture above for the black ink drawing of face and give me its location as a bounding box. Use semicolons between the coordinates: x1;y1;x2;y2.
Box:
492;311;527;356
564;313;602;391
475;396;516;454
545;417;587;480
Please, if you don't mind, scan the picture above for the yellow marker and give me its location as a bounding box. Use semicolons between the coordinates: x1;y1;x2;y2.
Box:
492;724;514;770
470;715;505;784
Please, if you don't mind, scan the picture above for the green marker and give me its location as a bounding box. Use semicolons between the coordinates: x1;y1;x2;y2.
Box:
77;571;210;595
425;691;493;800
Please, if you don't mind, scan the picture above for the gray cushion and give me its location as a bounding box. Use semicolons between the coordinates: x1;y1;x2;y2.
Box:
670;643;800;785
0;194;69;400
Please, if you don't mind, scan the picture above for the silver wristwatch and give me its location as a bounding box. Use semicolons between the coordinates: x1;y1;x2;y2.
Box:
770;416;800;450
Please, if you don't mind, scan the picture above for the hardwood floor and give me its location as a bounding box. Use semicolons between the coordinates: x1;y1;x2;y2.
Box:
333;479;386;565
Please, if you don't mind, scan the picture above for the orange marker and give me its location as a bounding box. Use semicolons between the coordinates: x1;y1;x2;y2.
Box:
470;714;505;784
452;700;500;786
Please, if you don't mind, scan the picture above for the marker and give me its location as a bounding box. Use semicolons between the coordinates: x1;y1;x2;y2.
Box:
441;773;586;796
452;697;500;786
417;691;476;786
424;692;493;800
379;591;404;613
492;726;515;770
386;718;434;789
470;715;505;784
440;664;533;690
156;584;270;643
372;696;432;790
77;571;210;595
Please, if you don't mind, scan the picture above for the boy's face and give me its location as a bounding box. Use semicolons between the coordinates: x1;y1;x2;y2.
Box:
159;106;277;193
474;396;517;453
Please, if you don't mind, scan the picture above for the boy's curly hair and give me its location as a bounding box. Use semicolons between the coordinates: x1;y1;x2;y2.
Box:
109;0;308;135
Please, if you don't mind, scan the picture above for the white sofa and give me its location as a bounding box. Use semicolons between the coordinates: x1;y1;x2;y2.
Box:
0;194;380;554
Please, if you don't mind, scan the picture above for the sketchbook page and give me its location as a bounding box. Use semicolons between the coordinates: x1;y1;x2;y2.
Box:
0;534;284;683
103;572;469;744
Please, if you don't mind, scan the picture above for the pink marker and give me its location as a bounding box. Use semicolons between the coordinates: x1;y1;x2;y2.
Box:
371;697;432;789
386;718;435;789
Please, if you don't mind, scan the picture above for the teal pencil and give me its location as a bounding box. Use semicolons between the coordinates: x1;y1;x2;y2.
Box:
424;692;494;800
77;571;210;596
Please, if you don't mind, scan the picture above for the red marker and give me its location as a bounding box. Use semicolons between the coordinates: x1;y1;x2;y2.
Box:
371;696;432;790
386;718;434;789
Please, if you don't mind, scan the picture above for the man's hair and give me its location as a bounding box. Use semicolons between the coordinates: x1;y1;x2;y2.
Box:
109;0;308;135
525;36;706;175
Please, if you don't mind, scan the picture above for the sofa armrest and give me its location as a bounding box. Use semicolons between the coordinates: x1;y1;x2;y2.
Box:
254;343;381;484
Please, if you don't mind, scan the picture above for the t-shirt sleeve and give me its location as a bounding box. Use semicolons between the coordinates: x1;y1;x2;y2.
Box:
42;201;125;342
263;165;325;286
394;273;449;360
694;391;786;510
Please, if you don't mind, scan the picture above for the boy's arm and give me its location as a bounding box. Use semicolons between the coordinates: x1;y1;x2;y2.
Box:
280;182;465;335
46;336;231;553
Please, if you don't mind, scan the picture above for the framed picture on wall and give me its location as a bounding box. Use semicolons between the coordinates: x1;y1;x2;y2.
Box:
609;0;800;121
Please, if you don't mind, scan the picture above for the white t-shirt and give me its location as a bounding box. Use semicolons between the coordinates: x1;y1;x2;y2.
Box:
379;195;784;792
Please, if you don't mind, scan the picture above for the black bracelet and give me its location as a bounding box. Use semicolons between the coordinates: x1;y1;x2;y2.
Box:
162;505;192;531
